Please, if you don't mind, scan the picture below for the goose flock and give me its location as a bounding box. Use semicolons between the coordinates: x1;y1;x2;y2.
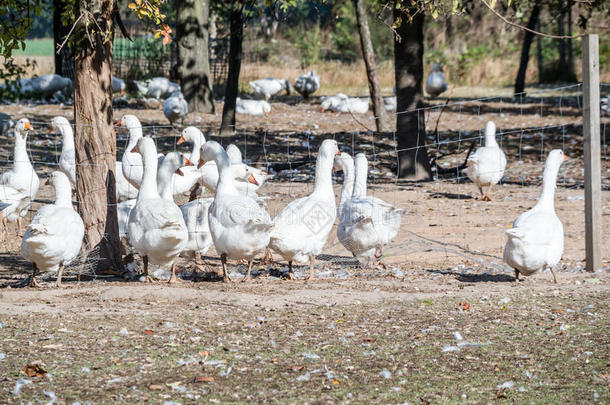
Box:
0;114;569;286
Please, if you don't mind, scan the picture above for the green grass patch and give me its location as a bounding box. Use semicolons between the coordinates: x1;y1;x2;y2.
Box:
13;38;54;57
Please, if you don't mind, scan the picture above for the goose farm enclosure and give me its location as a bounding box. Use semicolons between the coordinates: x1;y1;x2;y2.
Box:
0;93;609;403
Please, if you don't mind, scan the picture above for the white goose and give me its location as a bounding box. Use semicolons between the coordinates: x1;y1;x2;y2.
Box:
226;144;269;193
199;141;272;281
50;116;76;186
115;162;139;202
0;118;39;231
127;137;188;282
335;96;370;114
294;71;320;99
249;78;291;100
112;76;126;94
269;139;340;279
425;64;448;97
119;152;191;241
463;121;507;201
0;185;28;242
336;153;403;262
21;171;84;287
503;150;567;283
135;77;181;99
117;115;145;189
163;91;188;125
236;98;271;116
169;126;205;196
31;74;73;97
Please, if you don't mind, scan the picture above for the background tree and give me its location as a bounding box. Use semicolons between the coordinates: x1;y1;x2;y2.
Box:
176;0;215;114
353;0;389;132
53;0;70;75
514;1;542;94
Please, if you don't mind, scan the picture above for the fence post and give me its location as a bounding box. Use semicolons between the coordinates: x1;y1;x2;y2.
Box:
582;34;602;272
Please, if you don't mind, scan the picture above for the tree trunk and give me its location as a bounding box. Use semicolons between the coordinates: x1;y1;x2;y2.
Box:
177;0;215;114
53;0;69;76
536;18;543;83
73;0;122;273
393;6;432;181
558;1;566;77
566;1;575;81
220;2;244;136
353;0;389;132
514;1;541;95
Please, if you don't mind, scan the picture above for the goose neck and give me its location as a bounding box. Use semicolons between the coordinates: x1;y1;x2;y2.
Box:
338;163;355;211
353;162;368;198
54;183;73;207
214;153;237;195
313;154;334;197
137;149;160;202
535;161;561;210
13;134;31;169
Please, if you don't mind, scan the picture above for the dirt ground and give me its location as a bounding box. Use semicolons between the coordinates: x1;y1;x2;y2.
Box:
0;92;609;403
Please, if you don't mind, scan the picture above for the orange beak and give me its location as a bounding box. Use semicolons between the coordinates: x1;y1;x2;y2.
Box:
120;89;125;95
177;135;186;145
184;157;194;167
264;111;270;116
24;121;32;130
45;178;50;186
563;154;568;162
337;149;341;156
130;146;137;153
197;158;206;169
247;173;259;186
175;168;184;176
47;126;54;133
114;120;122;127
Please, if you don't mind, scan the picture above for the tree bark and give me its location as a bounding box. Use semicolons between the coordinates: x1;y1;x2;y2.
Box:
514;1;541;95
73;0;122;273
566;1;575;81
393;6;432;181
177;0;215;114
53;0;69;76
220;2;244;136
353;0;389;132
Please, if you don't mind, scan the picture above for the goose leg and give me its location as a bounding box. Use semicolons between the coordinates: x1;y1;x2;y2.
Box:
243;260;253;282
287;261;295;280
221;254;232;283
17;216;22;236
514;269;520;282
56;264;65;287
28;263;41;288
168;261;181;283
143;256;153;283
307;255;315;281
549;266;558;284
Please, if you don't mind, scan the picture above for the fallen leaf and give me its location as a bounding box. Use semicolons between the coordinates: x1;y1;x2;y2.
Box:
332;379;340;385
194;376;214;383
271;357;278;363
199;351;210;357
551;309;565;314
148;384;163;391
144;329;154;335
288;365;304;372
24;364;47;378
458;302;470;311
42;344;63;349
363;337;376;343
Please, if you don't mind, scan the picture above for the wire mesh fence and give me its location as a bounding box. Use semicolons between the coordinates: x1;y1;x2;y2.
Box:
0;83;608;283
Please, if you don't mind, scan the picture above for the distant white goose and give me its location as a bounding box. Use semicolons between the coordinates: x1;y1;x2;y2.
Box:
50;116;76;186
115;162;139;202
200;141;272;281
31;74;73;96
117;114;162;189
127;137;188;282
0;118;39;232
249;78;291;100
320;93;348;111
134;77;180;99
335;153;403;262
269;139;340;279
169;126;205;196
236;98;271;116
335;97;370;114
503;150;567;283
226;144;269;191
463;121;507;201
0;112;13;135
163;91;188;124
112;76;126;94
294;71;320;99
425;64;448;97
383;96;396;112
21;171;84;287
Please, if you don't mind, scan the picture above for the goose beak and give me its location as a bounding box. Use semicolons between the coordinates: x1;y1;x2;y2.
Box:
336;149;341;156
177;135;186;145
47;126;54;133
247;173;259;186
175;168;184;176
114;119;122;127
563;154;568;162
45;178;50;186
197;158;206;169
120;90;125;95
24;122;32;130
130;146;137;153
184;157;194;167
